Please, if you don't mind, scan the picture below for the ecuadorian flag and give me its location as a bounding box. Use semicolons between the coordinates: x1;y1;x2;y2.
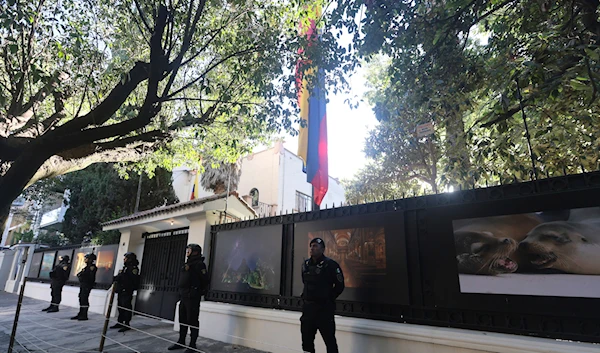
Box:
296;7;328;207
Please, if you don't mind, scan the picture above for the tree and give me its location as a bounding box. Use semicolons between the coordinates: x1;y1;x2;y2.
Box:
201;159;242;194
332;0;600;195
12;229;34;245
0;0;307;227
58;163;178;244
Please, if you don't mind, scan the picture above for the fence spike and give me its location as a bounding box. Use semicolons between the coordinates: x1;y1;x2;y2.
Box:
563;167;567;176
581;164;586;173
546;170;550;178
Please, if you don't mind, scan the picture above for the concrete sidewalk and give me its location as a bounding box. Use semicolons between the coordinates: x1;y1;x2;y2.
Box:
0;290;268;353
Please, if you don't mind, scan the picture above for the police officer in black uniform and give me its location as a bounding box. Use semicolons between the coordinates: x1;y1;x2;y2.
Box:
71;253;97;321
42;255;71;313
110;252;140;332
168;243;209;353
300;237;345;353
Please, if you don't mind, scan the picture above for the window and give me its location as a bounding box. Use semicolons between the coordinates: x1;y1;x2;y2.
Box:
249;188;259;207
295;191;312;212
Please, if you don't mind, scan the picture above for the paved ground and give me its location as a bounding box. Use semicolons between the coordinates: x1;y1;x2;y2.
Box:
0;290;268;353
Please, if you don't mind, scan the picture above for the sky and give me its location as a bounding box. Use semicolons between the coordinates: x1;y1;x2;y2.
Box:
276;66;379;181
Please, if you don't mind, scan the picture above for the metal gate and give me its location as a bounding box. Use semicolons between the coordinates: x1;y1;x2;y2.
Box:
135;228;188;320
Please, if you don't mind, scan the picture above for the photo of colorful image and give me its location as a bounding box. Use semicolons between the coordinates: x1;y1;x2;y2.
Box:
453;206;600;298
307;227;386;288
39;252;56;278
68;245;117;284
211;225;282;295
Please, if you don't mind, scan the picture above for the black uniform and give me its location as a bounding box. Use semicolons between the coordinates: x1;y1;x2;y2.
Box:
71;262;97;320
113;259;140;325
175;254;209;349
300;255;345;353
44;259;70;312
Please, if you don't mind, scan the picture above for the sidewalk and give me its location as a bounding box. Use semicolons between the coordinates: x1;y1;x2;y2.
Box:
0;290;268;353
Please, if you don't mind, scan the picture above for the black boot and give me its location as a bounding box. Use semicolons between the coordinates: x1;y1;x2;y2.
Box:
110;322;123;329
167;341;186;350
118;322;131;332
70;308;82;320
77;307;89;321
167;332;186;350
184;332;198;353
184;341;197;353
46;305;59;313
41;305;53;312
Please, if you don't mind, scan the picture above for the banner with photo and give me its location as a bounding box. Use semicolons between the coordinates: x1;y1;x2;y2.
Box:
453;206;600;298
39;252;56;278
293;213;409;305
210;225;282;295
69;245;118;284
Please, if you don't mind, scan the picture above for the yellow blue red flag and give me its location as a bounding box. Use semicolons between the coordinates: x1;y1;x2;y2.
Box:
296;7;328;207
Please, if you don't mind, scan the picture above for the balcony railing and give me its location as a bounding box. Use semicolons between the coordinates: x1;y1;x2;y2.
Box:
253;202;277;217
40;206;67;229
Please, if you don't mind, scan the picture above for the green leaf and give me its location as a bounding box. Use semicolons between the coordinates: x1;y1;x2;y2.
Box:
569;79;589;91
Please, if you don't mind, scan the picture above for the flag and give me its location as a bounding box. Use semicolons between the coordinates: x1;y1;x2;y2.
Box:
190;171;199;200
296;6;328;207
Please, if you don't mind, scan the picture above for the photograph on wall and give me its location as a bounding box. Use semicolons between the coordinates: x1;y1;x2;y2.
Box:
293;214;410;305
95;245;118;284
307;227;386;288
28;252;43;278
211;225;282;295
69;248;89;282
69;245;117;284
39;252;56;278
453;206;600;298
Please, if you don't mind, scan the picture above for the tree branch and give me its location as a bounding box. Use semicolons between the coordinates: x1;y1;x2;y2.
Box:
27;137;163;187
167;47;261;98
52;61;150;135
133;0;153;33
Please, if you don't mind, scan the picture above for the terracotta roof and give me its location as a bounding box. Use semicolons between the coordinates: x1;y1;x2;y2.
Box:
102;191;255;227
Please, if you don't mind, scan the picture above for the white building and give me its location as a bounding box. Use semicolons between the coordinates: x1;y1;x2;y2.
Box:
171;141;346;217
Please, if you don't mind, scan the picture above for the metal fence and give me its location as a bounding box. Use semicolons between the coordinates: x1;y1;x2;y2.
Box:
207;171;600;344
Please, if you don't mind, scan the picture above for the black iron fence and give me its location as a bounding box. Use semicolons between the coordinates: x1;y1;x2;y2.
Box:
207;171;600;344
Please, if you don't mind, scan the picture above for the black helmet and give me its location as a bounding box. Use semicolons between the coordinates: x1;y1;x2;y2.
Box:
124;252;137;260
186;243;202;253
60;255;70;262
84;253;97;261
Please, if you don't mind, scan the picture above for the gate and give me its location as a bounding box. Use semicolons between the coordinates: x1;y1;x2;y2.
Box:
135;228;188;320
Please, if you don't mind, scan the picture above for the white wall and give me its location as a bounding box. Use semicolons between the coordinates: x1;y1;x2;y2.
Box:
195;302;600;353
279;149;346;212
236;147;281;207
279;149;312;212
24;281;123;316
169;144;345;213
172;167;214;203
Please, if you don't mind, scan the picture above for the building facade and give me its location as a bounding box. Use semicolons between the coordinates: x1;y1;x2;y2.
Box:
171;141;346;217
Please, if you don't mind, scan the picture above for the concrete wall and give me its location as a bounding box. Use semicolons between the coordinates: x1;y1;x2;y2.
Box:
195;302;600;353
237;147;281;208
278;149;346;211
24;281;121;316
170;145;346;214
0;249;15;290
172;167;214;203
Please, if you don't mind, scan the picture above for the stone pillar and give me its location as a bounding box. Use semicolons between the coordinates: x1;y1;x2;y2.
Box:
187;213;211;263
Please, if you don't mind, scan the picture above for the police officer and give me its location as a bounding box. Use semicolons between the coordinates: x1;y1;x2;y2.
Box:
300;237;345;353
110;252;140;332
71;253;97;321
42;255;71;313
168;243;209;353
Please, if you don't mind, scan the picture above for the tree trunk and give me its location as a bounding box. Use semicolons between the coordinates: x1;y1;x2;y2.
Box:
444;109;471;188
